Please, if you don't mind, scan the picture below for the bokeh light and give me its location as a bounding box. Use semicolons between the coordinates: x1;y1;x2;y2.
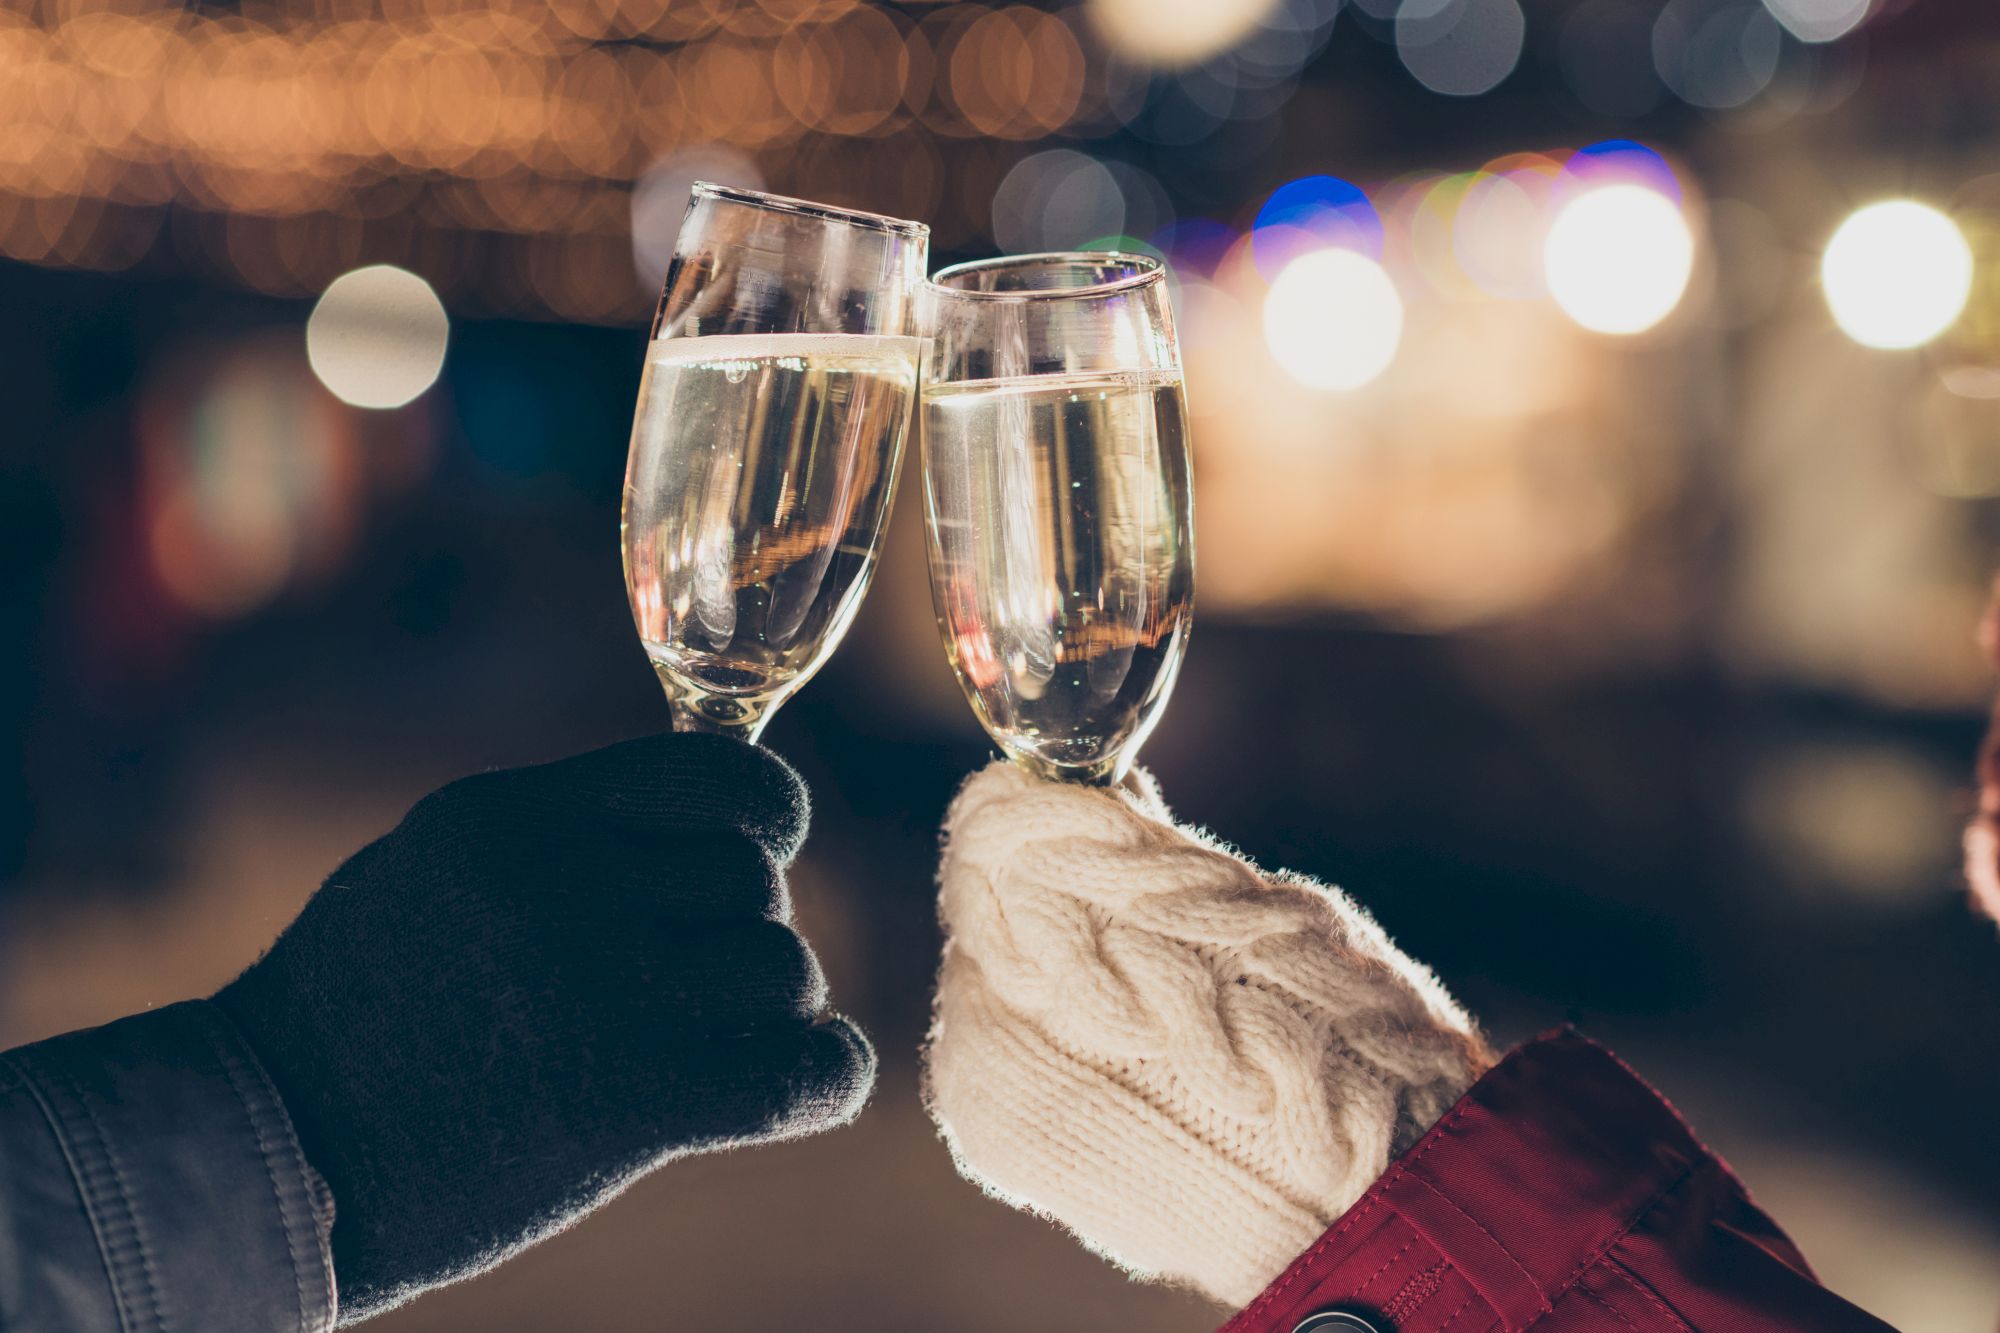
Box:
1821;201;1974;351
990;147;1125;253
1085;0;1282;68
306;265;450;409
1262;248;1405;391
142;344;366;619
0;0;1123;322
1454;163;1557;299
1100;160;1176;243
1252;175;1384;279
1543;185;1695;335
1653;0;1782;109
1396;0;1526;97
1233;0;1343;91
1761;0;1871;44
1406;172;1484;299
947;7;1086;139
1565;139;1682;203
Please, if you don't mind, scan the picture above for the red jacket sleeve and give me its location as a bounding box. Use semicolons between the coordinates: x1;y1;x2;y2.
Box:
1219;1030;1896;1333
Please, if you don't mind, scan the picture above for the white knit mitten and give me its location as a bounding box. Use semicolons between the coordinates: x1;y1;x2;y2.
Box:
924;760;1491;1308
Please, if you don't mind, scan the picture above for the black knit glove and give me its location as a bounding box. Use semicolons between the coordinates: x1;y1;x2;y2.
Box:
213;733;873;1323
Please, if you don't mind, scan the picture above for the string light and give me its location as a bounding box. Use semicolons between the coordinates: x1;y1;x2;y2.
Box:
0;0;1969;366
0;0;1098;322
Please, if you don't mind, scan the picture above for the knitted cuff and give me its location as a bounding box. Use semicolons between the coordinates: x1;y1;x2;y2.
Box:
926;760;1488;1307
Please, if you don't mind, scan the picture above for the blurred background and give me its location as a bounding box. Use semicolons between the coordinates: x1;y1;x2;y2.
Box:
4;0;2000;1327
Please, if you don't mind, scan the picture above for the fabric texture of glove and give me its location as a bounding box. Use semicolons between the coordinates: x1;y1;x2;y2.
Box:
924;759;1490;1308
215;732;873;1323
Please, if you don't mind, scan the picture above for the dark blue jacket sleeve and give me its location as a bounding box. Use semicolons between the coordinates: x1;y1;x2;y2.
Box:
0;1000;336;1331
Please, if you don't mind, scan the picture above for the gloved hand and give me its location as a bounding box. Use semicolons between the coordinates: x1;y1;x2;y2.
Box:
214;733;873;1323
924;760;1491;1308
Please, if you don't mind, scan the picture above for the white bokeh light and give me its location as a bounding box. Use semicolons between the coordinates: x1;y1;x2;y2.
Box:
1543;185;1695;335
1087;0;1283;67
1396;0;1527;97
1262;249;1405;391
1821;201;1974;350
1455;172;1549;299
992;149;1126;253
1652;0;1782;109
1762;0;1870;43
306;265;449;409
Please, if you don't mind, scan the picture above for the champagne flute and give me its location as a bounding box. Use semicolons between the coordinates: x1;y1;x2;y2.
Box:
622;184;929;741
922;252;1195;785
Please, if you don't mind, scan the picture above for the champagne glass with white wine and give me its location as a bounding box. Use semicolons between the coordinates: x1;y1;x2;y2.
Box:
922;253;1194;785
622;184;928;741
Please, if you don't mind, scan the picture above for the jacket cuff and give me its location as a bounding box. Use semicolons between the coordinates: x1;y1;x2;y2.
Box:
0;999;336;1332
1218;1028;1879;1333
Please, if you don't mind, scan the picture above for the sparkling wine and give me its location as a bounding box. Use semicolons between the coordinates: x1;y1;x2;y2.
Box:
622;332;920;732
924;369;1194;781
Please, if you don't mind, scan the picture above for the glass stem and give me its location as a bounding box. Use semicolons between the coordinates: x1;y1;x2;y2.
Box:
667;696;773;744
655;664;780;745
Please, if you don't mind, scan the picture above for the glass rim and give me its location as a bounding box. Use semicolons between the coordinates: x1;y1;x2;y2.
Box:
690;182;929;238
929;251;1165;303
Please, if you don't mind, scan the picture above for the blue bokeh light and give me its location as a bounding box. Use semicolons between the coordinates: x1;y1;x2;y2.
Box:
1251;175;1386;279
1565;140;1682;203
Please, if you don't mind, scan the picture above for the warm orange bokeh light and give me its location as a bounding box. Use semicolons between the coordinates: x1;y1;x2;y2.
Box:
0;0;1099;321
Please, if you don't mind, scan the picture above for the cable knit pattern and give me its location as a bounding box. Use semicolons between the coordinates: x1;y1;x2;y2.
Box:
924;760;1490;1308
